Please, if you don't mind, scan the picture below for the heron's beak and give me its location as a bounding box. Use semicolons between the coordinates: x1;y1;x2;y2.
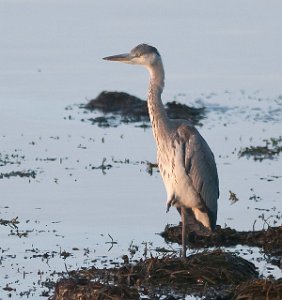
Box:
103;53;132;63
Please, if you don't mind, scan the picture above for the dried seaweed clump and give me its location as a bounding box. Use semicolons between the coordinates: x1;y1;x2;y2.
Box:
233;279;282;300
0;170;36;179
53;278;139;300
52;251;259;299
161;224;282;258
0;217;19;229
166;101;205;126
85;91;148;120
83;91;205;126
124;250;258;287
239;136;282;161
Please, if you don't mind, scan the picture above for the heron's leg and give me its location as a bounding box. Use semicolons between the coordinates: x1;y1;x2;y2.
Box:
181;207;187;258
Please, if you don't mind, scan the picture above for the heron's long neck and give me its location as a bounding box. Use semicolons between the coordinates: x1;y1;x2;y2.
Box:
147;61;170;142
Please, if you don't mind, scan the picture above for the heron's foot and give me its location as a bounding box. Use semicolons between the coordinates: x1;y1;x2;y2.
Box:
166;203;171;213
166;197;177;213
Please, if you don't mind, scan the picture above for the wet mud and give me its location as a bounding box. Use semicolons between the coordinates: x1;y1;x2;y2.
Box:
82;91;205;127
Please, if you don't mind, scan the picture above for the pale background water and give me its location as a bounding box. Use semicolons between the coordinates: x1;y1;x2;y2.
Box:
0;1;282;299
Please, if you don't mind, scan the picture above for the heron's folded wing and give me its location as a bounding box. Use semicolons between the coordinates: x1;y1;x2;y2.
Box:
177;125;219;229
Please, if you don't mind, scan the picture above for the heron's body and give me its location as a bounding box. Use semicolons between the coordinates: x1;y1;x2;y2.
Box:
103;44;219;257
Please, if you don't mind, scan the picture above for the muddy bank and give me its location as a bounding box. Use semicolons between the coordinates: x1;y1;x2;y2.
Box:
81;91;206;127
52;250;260;300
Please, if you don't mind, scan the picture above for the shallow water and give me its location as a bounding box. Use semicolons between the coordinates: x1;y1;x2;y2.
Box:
1;1;282;299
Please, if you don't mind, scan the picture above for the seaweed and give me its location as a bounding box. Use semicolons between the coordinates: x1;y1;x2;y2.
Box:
52;250;259;300
82;91;205;127
239;137;282;161
233;279;282;300
0;216;19;229
0;170;36;179
161;225;282;258
53;278;139;300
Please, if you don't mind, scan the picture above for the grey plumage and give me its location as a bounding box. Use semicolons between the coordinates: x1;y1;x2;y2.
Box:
131;43;161;57
103;44;219;257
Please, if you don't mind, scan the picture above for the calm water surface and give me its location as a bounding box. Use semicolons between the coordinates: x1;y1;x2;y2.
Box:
0;1;282;299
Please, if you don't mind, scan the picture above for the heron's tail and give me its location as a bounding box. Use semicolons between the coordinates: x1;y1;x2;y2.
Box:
178;208;213;236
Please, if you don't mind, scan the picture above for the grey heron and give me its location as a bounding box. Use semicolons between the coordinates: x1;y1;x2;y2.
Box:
103;44;219;257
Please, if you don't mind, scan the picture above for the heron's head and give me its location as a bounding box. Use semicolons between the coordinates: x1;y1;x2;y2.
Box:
103;44;161;67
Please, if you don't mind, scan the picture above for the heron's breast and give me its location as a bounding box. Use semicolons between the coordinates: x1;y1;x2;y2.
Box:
157;144;179;195
156;139;180;182
157;146;172;178
157;140;201;208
